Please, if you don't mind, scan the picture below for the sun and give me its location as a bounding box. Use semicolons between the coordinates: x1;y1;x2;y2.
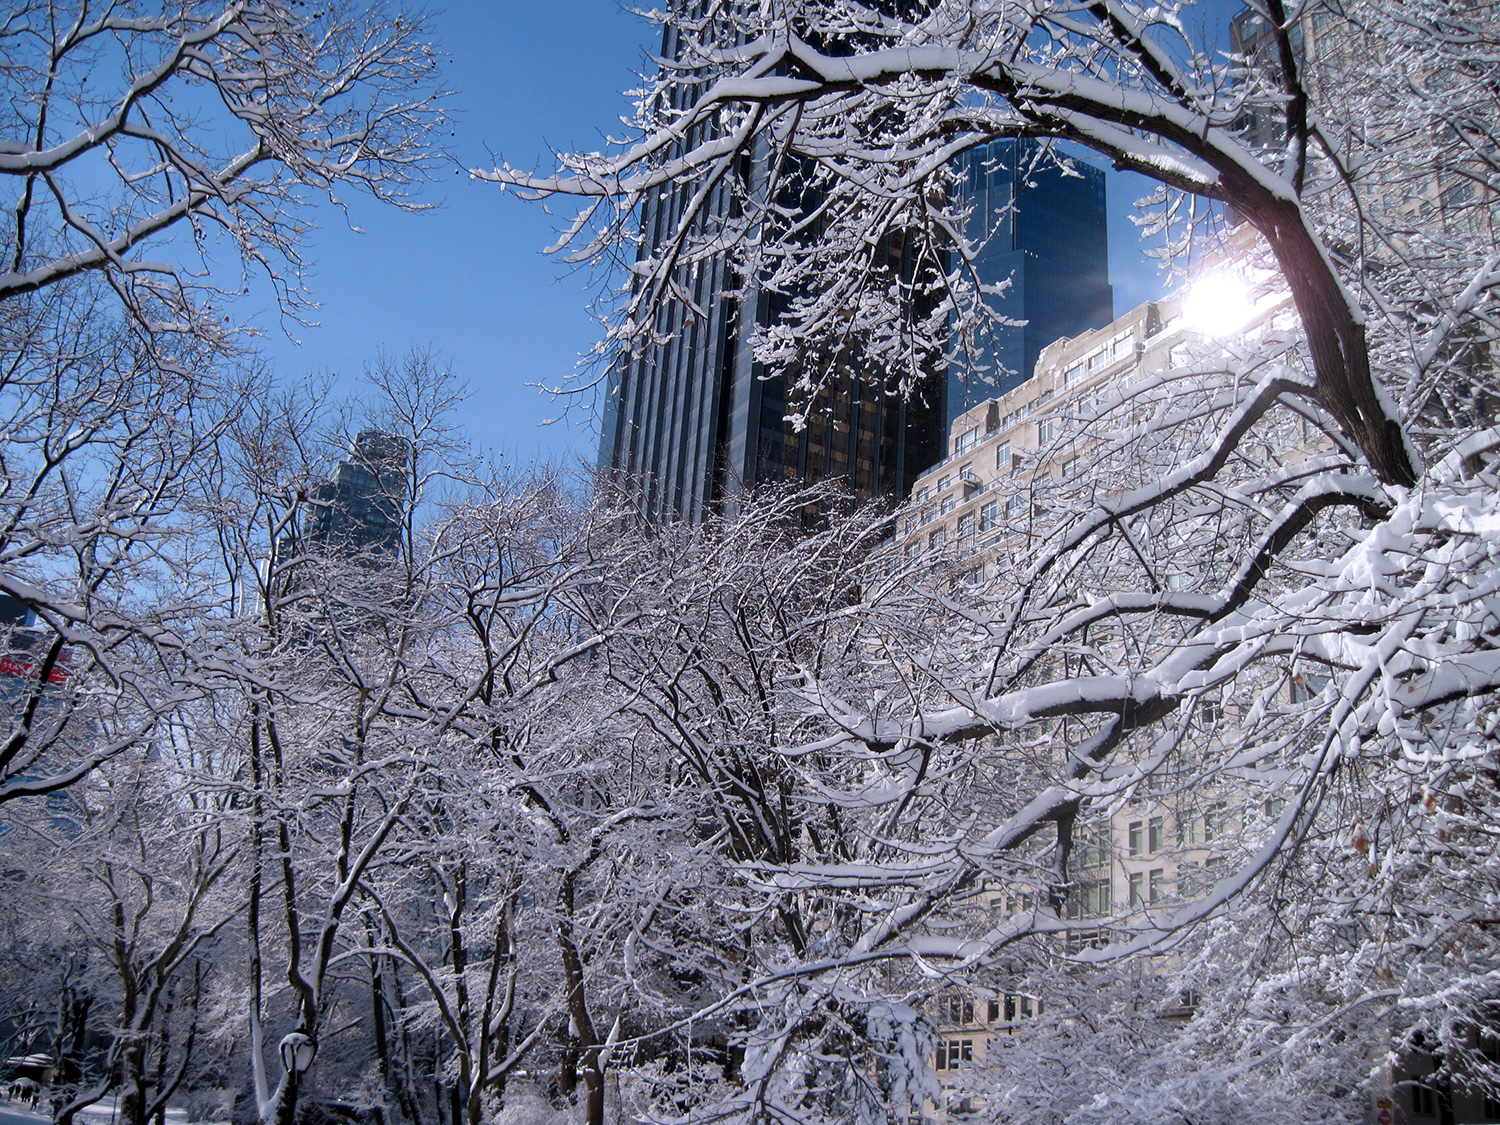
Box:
1183;273;1259;338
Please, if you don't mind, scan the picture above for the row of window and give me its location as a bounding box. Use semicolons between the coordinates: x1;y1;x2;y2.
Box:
907;498;1025;558
1063;331;1135;387
932;997;1044;1056
1069;860;1230;919
916;352;1150;523
1013;856;1252;924
1126;807;1227;856
998;390;1051;432
910;410;1101;538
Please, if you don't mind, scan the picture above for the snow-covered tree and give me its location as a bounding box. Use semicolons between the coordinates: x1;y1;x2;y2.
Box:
487;1;1500;1121
1;0;446;340
0;0;447;804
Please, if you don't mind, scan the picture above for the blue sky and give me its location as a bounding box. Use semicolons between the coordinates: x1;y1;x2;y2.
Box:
252;3;1209;468
252;2;652;470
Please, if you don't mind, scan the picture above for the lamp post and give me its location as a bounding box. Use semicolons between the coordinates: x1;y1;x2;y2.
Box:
278;1032;317;1123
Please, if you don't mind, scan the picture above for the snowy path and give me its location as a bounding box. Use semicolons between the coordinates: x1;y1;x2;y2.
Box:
0;1101;208;1125
0;1106;50;1125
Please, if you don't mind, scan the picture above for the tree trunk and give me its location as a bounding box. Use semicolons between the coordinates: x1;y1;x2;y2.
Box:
558;860;605;1125
1242;195;1419;487
150;981;174;1125
365;915;392;1125
53;987;93;1125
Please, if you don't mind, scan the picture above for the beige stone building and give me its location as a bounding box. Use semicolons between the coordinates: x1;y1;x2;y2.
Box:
896;285;1307;1121
895;295;1182;586
899;270;1497;1122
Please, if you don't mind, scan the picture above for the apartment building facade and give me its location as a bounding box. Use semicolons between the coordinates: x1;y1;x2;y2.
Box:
890;279;1354;1121
895;296;1177;589
897;281;1500;1124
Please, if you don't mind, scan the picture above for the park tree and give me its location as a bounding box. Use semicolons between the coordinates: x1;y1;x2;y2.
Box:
0;0;446;800
487;1;1500;1121
0;8;448;1121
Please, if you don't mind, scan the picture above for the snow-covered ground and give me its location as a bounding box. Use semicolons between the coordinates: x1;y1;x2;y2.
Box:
0;1099;221;1125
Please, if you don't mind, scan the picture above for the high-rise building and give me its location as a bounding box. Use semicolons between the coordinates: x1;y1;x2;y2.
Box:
597;195;949;523
598;41;1113;521
948;140;1114;422
305;430;409;554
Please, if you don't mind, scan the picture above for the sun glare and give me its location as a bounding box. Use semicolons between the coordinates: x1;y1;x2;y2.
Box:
1183;273;1259;337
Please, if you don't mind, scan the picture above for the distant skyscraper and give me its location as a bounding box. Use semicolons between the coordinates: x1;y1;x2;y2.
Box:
306;430;409;553
949;140;1114;423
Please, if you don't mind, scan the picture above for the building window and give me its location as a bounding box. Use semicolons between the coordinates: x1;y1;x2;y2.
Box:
1180;815;1199;847
980;500;999;532
940;495;956;516
936;1039;973;1070
1012;891;1034;916
1064;457;1079;478
1006;494;1024;519
1076;827;1109;868
1070;879;1111;920
942;995;974;1025
930;528;947;551
1482;1036;1500;1118
1149;869;1166;903
1290;671;1330;703
1264;797;1285;819
1148;817;1164;854
1205;803;1227;842
955;428;979;455
1411;1079;1436;1117
1128;821;1143;856
1001;994;1042;1021
987;999;1001;1022
1129;871;1145;907
937;475;951;492
1178;861;1202;897
1166;572;1192;590
996;441;1011;471
1200;698;1223;725
1038;417;1055;445
957;513;974;539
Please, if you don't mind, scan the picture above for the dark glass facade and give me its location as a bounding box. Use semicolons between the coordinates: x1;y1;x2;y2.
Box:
306;430;409;553
948;140;1114;422
599;230;948;523
599;43;1110;521
597;16;948;523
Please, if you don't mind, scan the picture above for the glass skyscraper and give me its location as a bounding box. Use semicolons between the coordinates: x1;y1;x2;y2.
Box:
599;119;1112;522
948;140;1115;423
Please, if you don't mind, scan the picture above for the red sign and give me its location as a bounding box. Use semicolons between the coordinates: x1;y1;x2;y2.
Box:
0;653;70;683
1378;1109;1392;1125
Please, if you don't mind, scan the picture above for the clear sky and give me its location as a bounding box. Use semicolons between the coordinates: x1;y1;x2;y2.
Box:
252;2;654;471
252;3;1212;470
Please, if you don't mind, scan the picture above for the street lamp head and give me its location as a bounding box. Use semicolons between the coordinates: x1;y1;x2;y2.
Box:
279;1032;317;1075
